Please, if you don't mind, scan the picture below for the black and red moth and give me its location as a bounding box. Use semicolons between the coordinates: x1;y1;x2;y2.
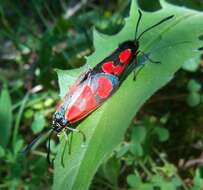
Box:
52;11;174;132
24;10;174;160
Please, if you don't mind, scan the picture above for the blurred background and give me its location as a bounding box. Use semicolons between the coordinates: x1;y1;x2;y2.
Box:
0;0;203;189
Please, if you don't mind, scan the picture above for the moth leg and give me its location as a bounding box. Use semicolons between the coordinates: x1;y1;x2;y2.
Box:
68;132;73;154
47;130;55;166
138;51;161;64
61;130;75;168
61;130;69;168
133;52;145;81
59;127;86;167
66;127;86;144
47;134;52;165
133;64;145;81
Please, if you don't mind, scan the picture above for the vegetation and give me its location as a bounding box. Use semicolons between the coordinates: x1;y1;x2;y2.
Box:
0;0;203;190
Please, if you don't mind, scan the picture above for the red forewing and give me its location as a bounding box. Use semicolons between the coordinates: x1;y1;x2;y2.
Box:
65;85;97;123
64;73;119;123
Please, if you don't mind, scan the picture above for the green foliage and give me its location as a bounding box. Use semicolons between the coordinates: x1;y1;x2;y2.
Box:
0;84;12;147
56;67;86;98
127;173;142;188
187;79;201;92
130;127;146;157
53;1;203;190
127;173;182;190
182;56;200;72
150;174;181;190
191;167;203;190
31;113;46;134
99;155;121;185
0;146;5;158
186;79;202;107
0;0;203;189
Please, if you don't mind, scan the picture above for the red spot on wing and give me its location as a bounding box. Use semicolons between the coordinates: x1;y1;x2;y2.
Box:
102;49;133;76
97;76;113;98
102;61;114;74
102;61;124;75
114;65;124;75
65;85;98;123
119;49;132;64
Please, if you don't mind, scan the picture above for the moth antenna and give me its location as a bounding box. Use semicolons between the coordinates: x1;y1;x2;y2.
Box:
21;128;52;155
137;15;174;41
47;130;54;165
135;9;142;39
21;134;44;154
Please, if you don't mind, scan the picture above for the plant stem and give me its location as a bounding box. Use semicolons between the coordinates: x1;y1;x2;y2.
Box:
32;150;47;158
138;160;153;178
93;177;118;190
153;148;189;190
12;92;30;150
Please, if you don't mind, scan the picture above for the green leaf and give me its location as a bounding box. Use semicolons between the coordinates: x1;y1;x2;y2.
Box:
48;139;58;154
53;1;203;189
0;145;5;158
130;142;144;157
44;98;54;107
33;102;43;110
0;85;12;147
140;184;154;190
187;79;201;92
155;163;177;178
24;109;34;119
115;143;130;158
186;92;201;107
13;139;24;155
127;174;141;188
31;113;46;134
100;156;120;185
137;0;161;12
154;127;170;142
193;167;203;188
56;67;87;98
182;56;199;72
151;174;182;190
131;126;146;143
